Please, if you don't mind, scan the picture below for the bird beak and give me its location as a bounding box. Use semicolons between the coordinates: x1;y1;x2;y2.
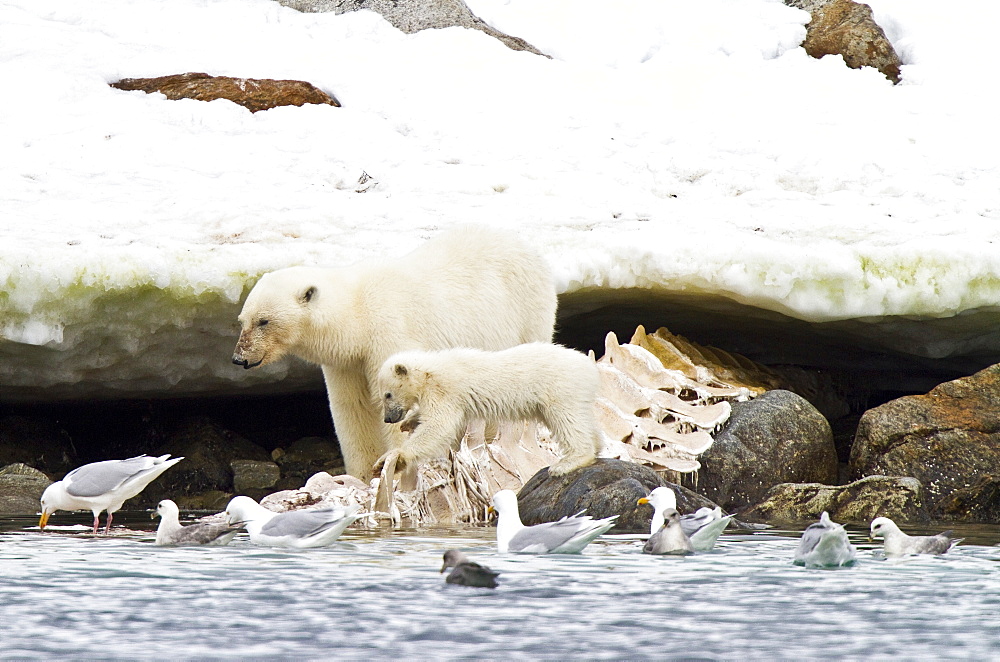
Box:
151;511;159;520
38;511;50;530
637;497;650;506
487;506;495;516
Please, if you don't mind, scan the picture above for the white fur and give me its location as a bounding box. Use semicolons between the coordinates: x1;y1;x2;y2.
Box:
233;226;557;478
377;343;602;475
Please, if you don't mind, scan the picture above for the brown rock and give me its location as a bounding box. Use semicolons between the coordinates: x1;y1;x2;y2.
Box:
741;475;929;524
110;73;340;113
795;0;901;83
850;363;1000;522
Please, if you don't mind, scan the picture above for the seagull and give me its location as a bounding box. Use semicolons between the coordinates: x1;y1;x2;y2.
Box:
793;511;857;568
643;508;694;555
488;489;618;554
870;517;962;557
153;499;241;546
39;454;184;534
224;495;363;548
637;486;732;551
440;550;500;588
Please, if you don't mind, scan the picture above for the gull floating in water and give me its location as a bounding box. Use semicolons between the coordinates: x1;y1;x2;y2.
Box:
153;499;240;546
643;508;694;555
39;454;184;534
224;495;363;548
489;489;618;554
440;550;500;588
870;517;962;557
794;511;857;567
637;486;732;551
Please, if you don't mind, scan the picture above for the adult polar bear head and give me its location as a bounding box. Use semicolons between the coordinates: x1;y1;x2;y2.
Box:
232;267;321;369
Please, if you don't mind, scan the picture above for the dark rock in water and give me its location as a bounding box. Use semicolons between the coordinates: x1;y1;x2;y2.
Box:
0;463;52;515
741;475;929;524
850;364;1000;522
0;415;78;477
517;458;717;533
277;0;548;57
697;390;838;513
111;72;340;113
788;0;901;83
935;475;1000;523
145;416;271;506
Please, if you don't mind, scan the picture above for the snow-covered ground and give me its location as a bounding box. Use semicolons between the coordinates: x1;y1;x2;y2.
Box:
1;0;998;400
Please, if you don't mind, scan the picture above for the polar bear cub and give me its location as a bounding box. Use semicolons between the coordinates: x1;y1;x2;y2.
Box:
375;343;602;476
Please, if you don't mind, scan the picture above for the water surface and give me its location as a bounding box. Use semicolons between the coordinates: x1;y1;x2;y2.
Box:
2;514;999;659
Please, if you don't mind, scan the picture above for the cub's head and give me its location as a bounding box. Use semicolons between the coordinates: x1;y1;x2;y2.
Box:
377;357;426;427
232;267;318;369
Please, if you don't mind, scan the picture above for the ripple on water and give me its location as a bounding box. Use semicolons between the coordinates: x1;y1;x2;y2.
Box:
2;518;1000;659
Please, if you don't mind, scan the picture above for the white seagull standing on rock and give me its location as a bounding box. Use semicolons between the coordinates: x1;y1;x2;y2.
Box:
153;499;241;546
793;511;857;568
637;486;732;551
869;517;962;557
39;454;184;534
488;489;618;554
224;496;363;548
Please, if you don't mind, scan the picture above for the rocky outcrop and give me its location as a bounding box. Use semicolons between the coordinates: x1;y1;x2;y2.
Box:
516;458;718;533
698;390;838;512
740;475;928;524
0;415;77;477
790;0;902;83
271;436;345;490
111;73;341;113
0;463;52;515
850;363;1000;521
276;0;547;57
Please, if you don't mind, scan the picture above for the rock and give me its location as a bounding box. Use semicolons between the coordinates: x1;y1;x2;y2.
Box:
741;475;929;524
516;458;718;533
276;0;547;57
110;72;340;113
790;0;901;83
0;463;52;515
850;364;1000;521
231;459;281;494
172;490;233;512
147;417;271;506
0;415;78;476
697;390;838;512
272;436;344;486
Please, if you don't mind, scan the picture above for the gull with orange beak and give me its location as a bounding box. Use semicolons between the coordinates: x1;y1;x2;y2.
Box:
39;454;184;534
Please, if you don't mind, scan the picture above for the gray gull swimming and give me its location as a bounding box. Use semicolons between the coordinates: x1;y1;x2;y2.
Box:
39;454;184;534
441;550;500;588
224;495;362;548
642;508;694;555
637;486;732;551
869;516;962;557
153;499;240;546
793;511;857;567
488;489;618;554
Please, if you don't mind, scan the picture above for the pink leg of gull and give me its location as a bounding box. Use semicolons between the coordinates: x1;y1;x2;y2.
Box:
103;512;113;535
92;514;100;534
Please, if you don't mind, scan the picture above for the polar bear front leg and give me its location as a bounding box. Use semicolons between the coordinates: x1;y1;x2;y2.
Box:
377;410;467;476
321;364;386;479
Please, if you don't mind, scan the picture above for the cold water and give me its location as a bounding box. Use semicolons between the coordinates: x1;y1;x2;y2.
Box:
2;514;999;660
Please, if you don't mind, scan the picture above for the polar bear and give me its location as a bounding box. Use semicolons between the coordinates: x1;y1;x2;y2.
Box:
375;343;602;476
232;226;557;479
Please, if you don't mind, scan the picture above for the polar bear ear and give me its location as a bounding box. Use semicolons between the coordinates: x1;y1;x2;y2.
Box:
300;286;317;304
393;364;408;377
